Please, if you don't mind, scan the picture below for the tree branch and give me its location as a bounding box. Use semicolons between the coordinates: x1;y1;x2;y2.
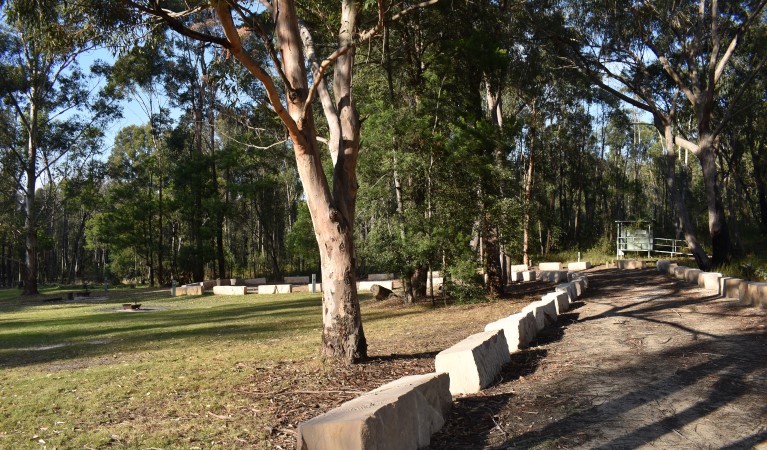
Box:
713;0;767;84
123;0;231;48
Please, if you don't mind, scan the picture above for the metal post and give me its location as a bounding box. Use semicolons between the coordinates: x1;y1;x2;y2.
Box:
171;279;177;297
311;274;316;293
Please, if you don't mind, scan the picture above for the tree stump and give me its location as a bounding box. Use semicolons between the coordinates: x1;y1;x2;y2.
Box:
371;284;393;300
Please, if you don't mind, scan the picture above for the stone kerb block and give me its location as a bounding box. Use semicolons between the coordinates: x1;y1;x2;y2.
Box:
213;285;247;295
521;298;557;332
368;273;394;281
307;283;322;293
485;311;537;353
683;269;702;284
719;277;743;299
697;272;722;291
435;330;511;395
657;260;671;273
667;263;679;276
229;278;245;286
359;281;394;291
284;276;311;284
201;280;217;290
544;291;570;315
539;270;569;283
673;266;689;280
617;260;647;269
555;283;577;303
244;278;267;286
568;261;591;271
539;262;563;271
510;264;528;273
509;272;523;282
427;277;444;287
186;285;203;296
739;282;767;308
173;286;188;296
297;373;451;450
572;278;584;297
522;271;536;282
258;284;292;294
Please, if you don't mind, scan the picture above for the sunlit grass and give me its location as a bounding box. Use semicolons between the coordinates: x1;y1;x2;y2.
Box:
0;287;524;448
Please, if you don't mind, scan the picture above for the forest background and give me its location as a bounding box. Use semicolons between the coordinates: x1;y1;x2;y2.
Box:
2;0;766;298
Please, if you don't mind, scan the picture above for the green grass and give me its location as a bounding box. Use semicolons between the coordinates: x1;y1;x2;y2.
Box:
0;287;524;448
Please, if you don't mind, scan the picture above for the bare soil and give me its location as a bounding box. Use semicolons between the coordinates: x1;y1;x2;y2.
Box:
251;268;767;449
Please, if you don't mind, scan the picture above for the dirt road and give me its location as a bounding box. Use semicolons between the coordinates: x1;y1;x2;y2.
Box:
428;268;767;449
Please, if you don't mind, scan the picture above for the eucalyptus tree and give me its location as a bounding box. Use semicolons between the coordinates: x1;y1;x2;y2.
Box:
0;1;120;294
554;0;767;268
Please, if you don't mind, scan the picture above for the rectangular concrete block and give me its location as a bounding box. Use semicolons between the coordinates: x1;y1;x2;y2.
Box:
509;272;523;282
739;282;767;308
555;283;577;303
567;261;591;271
684;268;702;284
617;260;647;269
212;285;247;295
544;291;570;315
719;277;743;299
201;280;217;290
359;280;394;291
307;283;322;293
657;260;671;273
186;285;203;296
673;266;689;280
521;298;557;332
697;272;722;290
539;262;562;271
427;277;444;288
539;270;569;283
667;263;678;276
522;271;536;282
510;264;528;272
435;330;511;395
244;278;267;285
485;311;536;352
572;278;585;297
173;286;188;296
368;273;394;281
297;372;451;450
284;276;311;284
258;284;292;294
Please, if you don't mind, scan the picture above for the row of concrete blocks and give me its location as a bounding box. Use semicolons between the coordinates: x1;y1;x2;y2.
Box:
615;260;648;269
296;276;590;450
175;281;395;296
657;260;767;309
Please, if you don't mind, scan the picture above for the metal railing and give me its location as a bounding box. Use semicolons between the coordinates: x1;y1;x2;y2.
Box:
653;238;692;256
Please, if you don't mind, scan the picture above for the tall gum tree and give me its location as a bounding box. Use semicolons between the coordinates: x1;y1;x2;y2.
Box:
120;0;438;362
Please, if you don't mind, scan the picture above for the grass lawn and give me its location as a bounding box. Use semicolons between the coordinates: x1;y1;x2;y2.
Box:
0;287;531;449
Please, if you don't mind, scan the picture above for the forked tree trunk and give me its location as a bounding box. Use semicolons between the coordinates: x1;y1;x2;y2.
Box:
23;86;39;295
662;124;709;269
697;134;731;268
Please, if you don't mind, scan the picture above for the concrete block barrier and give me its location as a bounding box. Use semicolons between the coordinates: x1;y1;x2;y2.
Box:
739;282;767;308
297;373;451;450
258;284;292;294
673;266;689;280
683;268;703;284
657;260;671;273
358;280;394;291
719;277;743;299
173;286;187;296
568;261;591;271
509;272;523;282
510;264;528;272
368;273;394;281
284;276;311;284
212;285;247;295
307;283;322;293
521;298;557;332
666;263;678;276
544;291;570;315
539;262;563;271
697;272;722;291
435;330;511;395
244;278;267;285
186;285;203;296
617;260;647;269
556;283;577;303
485;311;537;352
539;270;569;283
522;271;536;282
